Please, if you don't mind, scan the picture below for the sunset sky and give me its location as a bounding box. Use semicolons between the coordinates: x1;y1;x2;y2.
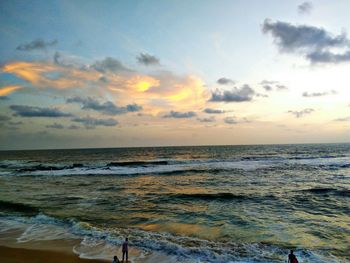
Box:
1;0;350;150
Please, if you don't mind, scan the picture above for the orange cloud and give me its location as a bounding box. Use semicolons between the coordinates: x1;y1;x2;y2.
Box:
3;61;52;84
126;75;160;92
166;76;208;105
107;74;209;114
2;60;210;115
2;61;99;90
0;85;22;96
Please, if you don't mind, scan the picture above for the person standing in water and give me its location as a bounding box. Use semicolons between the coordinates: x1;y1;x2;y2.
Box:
288;250;299;263
122;237;129;262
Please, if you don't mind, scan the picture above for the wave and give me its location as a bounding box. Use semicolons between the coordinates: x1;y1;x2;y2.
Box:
326;163;350;169
335;189;350;197
0;153;350;177
301;188;350;197
0;160;33;169
0;200;39;215
0;214;343;263
107;160;169;167
162;193;279;204
171;193;251;201
18;163;84;172
0;161;250;177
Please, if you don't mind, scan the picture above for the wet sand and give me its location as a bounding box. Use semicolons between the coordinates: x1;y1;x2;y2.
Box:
0;227;174;263
0;243;172;263
0;245;108;263
0;229;114;263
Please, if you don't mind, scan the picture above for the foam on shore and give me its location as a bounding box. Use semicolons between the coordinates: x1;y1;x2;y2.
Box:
0;214;339;263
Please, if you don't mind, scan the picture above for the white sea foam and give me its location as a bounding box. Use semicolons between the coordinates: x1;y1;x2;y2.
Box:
0;214;344;263
17;221;77;242
1;153;349;178
0;159;281;177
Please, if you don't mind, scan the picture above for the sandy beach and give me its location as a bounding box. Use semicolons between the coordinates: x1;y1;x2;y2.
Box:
0;245;108;263
0;222;174;263
0;241;171;263
0;228;109;263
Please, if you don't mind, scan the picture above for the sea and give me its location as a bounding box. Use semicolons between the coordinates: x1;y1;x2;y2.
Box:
0;144;349;262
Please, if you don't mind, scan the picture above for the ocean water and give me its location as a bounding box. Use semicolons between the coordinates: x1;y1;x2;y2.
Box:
0;144;349;262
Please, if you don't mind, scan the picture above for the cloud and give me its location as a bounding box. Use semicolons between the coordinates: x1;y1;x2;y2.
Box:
53;51;61;64
224;116;238;124
8;121;23;126
144;73;209;110
262;19;348;52
53;51;89;68
113;72;209;112
2;60;208;114
262;85;273;91
126;104;143;112
0;85;22;96
72;116;118;128
302;90;336;97
16;39;58;51
163;111;196;118
334;116;350;122
0;116;15;130
3;61;94;90
0;114;11;122
217;77;235;85
197;116;215;123
92;57;130;72
46;123;64;129
259;80;288;91
276;84;288;90
210;84;255;102
136;53;160;66
67;96;142;115
203;108;225;114
260;80;278;85
306;50;350;63
99;76;109;83
224;116;251;125
298;1;313;14
262;19;350;63
288;108;314;118
10;105;73;117
256;93;268;98
68;124;80;130
0;115;23;129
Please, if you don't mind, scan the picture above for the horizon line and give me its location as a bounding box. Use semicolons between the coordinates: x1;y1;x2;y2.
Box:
0;141;349;152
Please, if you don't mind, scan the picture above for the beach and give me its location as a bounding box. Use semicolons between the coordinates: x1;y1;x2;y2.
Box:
0;224;106;263
0;225;173;263
0;246;106;263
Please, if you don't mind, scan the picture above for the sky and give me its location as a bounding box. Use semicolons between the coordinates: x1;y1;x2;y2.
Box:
1;0;350;150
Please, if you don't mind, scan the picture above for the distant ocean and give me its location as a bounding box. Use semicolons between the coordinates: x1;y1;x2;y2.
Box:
0;144;349;262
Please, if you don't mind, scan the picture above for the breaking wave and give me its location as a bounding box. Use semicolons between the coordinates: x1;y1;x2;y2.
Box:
0;214;340;263
1;154;349;177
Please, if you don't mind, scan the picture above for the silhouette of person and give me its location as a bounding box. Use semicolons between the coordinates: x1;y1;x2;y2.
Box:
122;237;129;262
288;250;299;263
112;255;120;263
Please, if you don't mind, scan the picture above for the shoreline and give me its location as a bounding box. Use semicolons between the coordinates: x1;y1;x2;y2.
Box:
0;222;175;263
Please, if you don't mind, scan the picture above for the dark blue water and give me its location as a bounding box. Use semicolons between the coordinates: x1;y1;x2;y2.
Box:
0;144;349;262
